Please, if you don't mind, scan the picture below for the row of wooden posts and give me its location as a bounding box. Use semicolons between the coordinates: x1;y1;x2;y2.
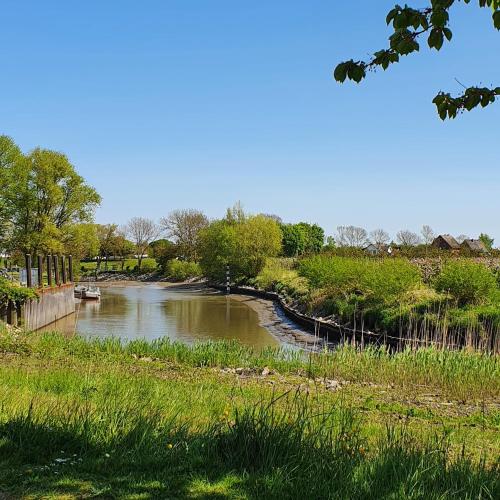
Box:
24;254;74;288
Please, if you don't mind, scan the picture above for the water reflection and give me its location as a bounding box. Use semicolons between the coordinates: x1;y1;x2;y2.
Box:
42;284;280;349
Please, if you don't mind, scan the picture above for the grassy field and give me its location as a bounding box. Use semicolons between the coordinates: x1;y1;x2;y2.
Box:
80;258;158;274
0;329;498;499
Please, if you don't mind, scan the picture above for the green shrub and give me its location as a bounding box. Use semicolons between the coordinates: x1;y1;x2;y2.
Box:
0;278;38;307
299;256;421;304
433;261;498;306
165;260;201;281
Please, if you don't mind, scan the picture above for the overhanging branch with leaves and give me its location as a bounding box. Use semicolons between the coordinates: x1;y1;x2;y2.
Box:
334;0;500;119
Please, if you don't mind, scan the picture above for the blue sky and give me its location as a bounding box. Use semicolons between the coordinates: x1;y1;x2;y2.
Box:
1;1;499;242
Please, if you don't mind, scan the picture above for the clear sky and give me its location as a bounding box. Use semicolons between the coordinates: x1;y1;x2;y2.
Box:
1;1;499;242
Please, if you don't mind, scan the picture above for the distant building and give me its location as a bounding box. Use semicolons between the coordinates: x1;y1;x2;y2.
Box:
461;239;487;253
432;234;460;250
363;244;391;256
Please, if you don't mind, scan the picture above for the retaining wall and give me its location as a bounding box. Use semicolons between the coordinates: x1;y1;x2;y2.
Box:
23;284;75;330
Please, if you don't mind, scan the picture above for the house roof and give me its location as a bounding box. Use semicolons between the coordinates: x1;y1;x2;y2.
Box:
461;239;487;252
433;234;460;249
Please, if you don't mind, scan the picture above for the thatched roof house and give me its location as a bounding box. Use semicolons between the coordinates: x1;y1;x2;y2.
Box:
461;239;487;253
432;234;460;250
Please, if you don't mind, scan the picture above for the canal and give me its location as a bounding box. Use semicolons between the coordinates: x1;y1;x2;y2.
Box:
44;283;289;348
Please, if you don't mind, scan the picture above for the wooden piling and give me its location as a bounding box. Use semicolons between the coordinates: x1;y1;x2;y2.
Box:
25;254;32;288
37;255;43;288
53;255;60;285
47;255;53;287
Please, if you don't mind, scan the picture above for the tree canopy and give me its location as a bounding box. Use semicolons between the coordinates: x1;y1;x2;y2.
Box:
0;136;101;255
199;210;282;282
335;0;500;119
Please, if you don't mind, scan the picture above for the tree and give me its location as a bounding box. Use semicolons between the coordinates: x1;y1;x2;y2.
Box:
370;228;391;247
479;233;494;250
281;224;307;257
334;1;500;119
113;231;135;270
62;223;99;261
126;217;160;270
149;239;178;271
456;234;470;243
298;223;325;253
96;224;118;271
336;226;368;247
0;138;101;255
396;229;422;246
281;222;325;256
0;136;22;251
199;212;282;282
159;209;208;262
421;225;435;245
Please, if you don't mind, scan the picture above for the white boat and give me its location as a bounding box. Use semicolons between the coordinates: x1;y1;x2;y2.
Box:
75;284;101;300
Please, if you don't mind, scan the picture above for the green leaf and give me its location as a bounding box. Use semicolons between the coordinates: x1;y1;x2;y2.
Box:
347;64;366;83
430;9;448;28
428;28;444;50
334;63;348;83
443;28;453;41
493;10;500;29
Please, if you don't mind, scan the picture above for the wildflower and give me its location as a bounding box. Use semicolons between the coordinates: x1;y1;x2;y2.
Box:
105;453;110;458
167;443;173;449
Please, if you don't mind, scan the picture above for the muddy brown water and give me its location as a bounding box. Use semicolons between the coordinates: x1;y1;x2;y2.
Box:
42;283;290;349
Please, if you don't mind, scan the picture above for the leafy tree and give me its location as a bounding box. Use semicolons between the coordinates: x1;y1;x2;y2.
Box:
159;209;208;262
281;222;325;256
125;217;160;271
456;234;470;243
0;137;101;255
149;239;178;271
479;232;494;250
281;224;307;257
113;232;136;270
62;223;100;261
199;213;282;282
335;1;500;119
298;223;325;253
96;224;118;271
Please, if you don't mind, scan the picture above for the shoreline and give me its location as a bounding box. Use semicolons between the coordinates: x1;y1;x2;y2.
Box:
84;279;326;350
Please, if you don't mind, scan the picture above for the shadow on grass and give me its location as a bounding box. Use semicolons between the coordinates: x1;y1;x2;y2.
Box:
0;398;498;499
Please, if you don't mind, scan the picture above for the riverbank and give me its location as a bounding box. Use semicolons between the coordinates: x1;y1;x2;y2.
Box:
76;280;324;351
0;330;498;498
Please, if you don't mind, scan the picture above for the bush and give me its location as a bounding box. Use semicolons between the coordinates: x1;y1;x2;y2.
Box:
298;256;421;304
165;260;201;281
433;261;498;306
0;278;38;307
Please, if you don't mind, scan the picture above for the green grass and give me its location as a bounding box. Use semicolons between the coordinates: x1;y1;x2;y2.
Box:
80;258;158;274
0;330;498;499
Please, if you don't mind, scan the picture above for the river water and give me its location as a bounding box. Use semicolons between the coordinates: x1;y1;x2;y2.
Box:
43;283;282;349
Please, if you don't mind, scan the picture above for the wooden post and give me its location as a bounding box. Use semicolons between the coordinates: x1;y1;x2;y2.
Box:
53;255;60;285
61;256;67;284
47;255;53;287
6;301;17;326
37;255;43;288
25;254;32;288
68;255;73;282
